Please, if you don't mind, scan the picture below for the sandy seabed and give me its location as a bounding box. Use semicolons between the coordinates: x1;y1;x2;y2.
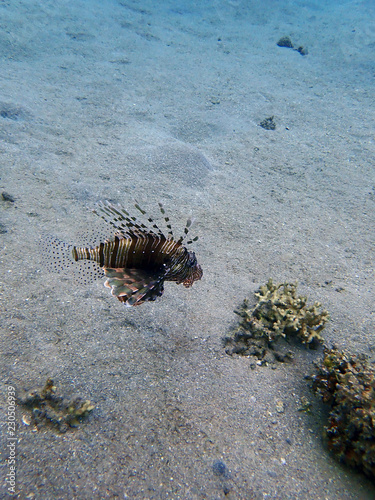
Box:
0;1;374;498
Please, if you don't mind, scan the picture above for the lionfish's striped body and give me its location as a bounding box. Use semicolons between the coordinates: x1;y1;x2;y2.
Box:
71;202;202;306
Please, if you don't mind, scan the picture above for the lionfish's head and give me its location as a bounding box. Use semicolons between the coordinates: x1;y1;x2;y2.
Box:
182;251;203;288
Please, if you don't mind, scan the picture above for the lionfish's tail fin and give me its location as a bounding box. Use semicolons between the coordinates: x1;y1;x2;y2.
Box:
103;268;164;306
41;234;73;275
41;233;103;285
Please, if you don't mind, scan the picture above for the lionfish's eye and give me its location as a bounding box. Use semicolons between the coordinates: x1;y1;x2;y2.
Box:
188;252;197;267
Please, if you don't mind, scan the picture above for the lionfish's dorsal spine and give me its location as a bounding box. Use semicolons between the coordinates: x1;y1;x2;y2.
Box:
157;201;198;245
157;202;174;239
93;201;199;246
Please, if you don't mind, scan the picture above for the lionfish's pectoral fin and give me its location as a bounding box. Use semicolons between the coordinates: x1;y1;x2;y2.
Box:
103;268;164;306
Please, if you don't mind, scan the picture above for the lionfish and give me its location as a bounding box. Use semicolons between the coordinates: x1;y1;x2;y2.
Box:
48;202;203;306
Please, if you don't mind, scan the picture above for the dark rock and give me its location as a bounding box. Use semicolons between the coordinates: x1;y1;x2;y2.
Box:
222;483;231;495
267;470;278;478
277;36;293;48
297;46;308;56
213;460;228;477
1;191;15;202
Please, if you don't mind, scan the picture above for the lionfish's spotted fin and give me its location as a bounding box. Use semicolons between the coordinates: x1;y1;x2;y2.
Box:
104;268;164;306
41;234;104;285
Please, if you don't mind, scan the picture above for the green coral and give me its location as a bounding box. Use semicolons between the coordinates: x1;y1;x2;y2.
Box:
310;347;375;480
224;279;329;364
18;378;94;433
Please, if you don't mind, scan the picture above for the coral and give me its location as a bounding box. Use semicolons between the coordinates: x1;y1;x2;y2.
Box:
260;116;276;130
18;378;94;433
224;279;328;364
224;325;294;365
252;279;328;344
310;347;375;480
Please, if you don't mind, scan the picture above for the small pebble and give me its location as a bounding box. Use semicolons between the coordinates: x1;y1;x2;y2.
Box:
297;46;308;56
267;470;278;478
222;484;231;495
213;460;227;477
275;400;285;413
1;191;15;202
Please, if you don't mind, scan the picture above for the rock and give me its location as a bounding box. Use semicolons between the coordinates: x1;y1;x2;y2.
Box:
277;36;294;48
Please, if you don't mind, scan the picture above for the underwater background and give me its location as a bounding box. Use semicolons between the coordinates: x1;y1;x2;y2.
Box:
0;0;374;498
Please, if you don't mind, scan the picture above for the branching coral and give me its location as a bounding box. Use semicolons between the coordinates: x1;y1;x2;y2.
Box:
224;279;329;364
251;279;329;345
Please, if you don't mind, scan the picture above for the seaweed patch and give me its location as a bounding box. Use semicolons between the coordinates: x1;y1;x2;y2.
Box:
18;378;94;433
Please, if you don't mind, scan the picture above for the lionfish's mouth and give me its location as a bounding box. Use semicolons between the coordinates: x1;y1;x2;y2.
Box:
194;264;203;281
183;263;203;288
